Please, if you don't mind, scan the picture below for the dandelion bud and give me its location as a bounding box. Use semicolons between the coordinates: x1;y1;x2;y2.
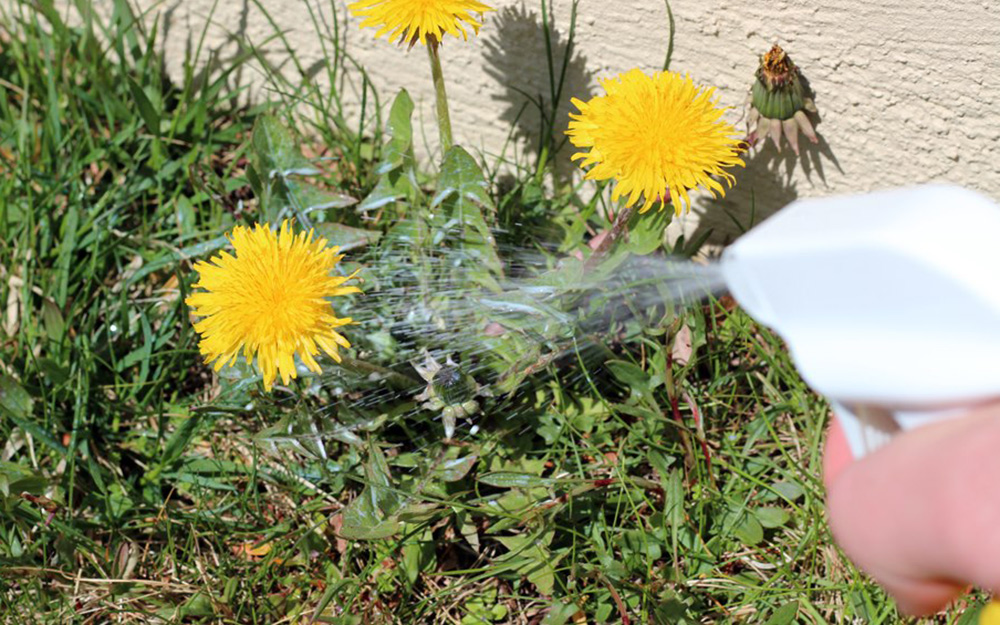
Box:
747;44;820;154
433;365;476;407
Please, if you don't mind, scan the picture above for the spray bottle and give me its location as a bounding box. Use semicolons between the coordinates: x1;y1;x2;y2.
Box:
721;183;1000;458
719;183;1000;621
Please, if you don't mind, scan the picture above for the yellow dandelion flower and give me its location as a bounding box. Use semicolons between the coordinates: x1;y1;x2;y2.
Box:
185;221;361;391
567;68;745;215
981;600;1000;625
348;0;494;46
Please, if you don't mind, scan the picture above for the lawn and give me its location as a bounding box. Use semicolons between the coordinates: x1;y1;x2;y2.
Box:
0;1;986;623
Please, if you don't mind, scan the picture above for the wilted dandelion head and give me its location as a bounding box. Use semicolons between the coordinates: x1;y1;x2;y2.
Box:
185;221;361;391
567;68;744;215
348;0;494;46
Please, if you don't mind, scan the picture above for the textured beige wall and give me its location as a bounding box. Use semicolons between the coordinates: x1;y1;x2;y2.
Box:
76;0;1000;238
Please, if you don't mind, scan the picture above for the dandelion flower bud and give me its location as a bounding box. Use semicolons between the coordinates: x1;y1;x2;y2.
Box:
748;44;820;154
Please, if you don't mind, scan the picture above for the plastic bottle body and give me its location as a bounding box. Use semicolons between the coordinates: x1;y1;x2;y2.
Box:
721;184;1000;457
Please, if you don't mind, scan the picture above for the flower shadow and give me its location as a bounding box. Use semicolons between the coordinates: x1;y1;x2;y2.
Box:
686;146;802;246
481;3;594;180
688;105;843;245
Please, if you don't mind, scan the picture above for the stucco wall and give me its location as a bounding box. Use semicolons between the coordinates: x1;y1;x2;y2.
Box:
65;0;1000;238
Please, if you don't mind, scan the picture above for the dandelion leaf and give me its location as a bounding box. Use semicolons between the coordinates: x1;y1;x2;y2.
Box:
378;89;415;174
286;180;357;212
0;375;33;420
340;443;405;539
495;530;561;595
357;167;418;213
250;114;346;223
251;114;318;179
433;454;478;482
0;461;46;499
763;601;800;625
400;530;436;587
314;223;382;253
625;205;671;255
358;90;417;212
430;146;503;284
485;333;545;394
606;359;652;397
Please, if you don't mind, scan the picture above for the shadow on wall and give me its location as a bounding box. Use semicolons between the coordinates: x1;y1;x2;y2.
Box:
691;147;802;247
155;0;256;108
691;116;843;245
162;0;331;110
482;3;593;178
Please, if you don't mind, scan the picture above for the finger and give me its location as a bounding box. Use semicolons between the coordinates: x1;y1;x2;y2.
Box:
823;415;853;488
876;572;965;616
825;421;962;607
826;408;1000;614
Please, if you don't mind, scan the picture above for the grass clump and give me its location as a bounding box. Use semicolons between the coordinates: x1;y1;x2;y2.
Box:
0;2;979;624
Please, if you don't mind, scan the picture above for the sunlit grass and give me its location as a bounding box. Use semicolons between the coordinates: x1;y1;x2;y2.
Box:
0;1;989;624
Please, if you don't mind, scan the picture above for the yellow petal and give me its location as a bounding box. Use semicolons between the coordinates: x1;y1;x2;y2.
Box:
186;221;361;391
568;69;743;215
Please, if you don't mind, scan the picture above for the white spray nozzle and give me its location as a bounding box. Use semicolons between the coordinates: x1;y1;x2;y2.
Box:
720;184;1000;455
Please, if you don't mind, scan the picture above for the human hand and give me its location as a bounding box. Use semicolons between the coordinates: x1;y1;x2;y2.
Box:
824;403;1000;616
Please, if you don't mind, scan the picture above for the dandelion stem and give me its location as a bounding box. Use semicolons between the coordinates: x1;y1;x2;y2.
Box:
339;355;421;390
427;37;453;155
585;204;634;270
